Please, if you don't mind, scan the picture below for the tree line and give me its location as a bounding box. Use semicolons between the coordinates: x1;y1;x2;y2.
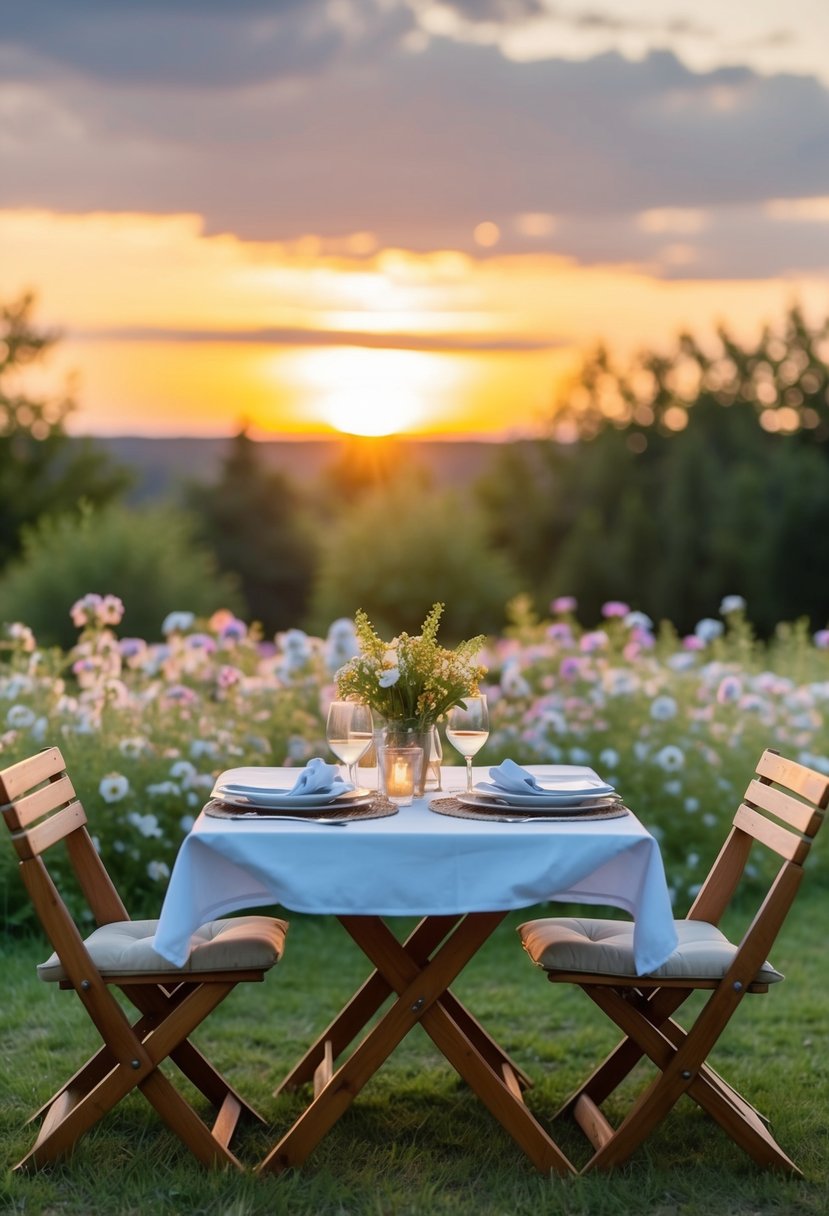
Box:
1;291;828;646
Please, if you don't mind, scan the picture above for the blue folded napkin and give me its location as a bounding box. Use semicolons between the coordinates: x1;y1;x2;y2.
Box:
286;757;351;797
216;758;352;799
475;759;615;798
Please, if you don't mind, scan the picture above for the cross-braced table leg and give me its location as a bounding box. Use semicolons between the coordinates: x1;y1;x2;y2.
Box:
259;913;574;1176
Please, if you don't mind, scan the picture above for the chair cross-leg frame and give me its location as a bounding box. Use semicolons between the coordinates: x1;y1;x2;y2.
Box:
260;912;576;1176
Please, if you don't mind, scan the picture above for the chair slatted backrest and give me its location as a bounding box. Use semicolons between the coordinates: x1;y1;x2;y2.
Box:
686;749;827;976
0;746;129;927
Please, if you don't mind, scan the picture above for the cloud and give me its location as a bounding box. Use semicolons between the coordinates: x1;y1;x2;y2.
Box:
0;0;413;88
0;6;828;279
71;324;556;351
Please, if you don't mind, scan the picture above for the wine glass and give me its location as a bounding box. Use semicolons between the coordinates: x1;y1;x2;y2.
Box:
445;694;489;792
326;700;374;792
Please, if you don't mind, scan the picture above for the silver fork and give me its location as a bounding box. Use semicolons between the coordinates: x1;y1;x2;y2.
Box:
234;813;351;826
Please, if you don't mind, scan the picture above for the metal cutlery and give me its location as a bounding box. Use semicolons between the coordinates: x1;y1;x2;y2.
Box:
231;812;352;826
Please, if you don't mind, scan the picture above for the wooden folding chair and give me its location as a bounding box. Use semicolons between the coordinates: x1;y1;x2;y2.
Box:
518;748;827;1176
1;747;288;1172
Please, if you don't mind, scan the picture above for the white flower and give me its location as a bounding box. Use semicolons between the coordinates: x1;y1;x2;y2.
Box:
654;745;685;772
378;666;400;688
719;595;746;615
147;860;170;882
128;811;163;838
119;736;150;758
99;772;130;803
650;695;678;721
146;781;180;797
599;747;620;769
179;814;195;832
684;797;699;813
169;759;198;786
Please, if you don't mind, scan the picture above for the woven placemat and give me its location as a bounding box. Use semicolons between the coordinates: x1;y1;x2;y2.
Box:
203;796;398;822
428;796;629;823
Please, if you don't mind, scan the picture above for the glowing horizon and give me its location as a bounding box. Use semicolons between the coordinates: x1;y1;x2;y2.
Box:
3;207;829;441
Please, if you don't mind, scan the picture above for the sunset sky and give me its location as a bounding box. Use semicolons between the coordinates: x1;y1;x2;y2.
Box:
2;0;829;439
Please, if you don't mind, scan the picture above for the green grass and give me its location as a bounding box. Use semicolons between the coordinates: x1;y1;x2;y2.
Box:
2;890;828;1216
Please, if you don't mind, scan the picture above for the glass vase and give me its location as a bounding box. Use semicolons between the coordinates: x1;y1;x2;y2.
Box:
377;724;434;798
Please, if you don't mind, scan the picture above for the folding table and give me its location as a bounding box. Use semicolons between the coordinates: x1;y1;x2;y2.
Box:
153;766;677;1174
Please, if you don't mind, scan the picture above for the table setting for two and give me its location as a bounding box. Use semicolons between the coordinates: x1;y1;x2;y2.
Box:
204;755;628;827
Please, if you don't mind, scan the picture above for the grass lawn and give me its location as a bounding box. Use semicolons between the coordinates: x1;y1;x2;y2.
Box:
1;890;828;1216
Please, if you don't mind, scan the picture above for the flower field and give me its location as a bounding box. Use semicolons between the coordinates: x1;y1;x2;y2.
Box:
2;592;828;930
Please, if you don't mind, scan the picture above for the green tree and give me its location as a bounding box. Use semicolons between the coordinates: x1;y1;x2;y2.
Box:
0;504;242;648
308;474;521;640
0;292;131;568
186;429;315;635
479;305;829;634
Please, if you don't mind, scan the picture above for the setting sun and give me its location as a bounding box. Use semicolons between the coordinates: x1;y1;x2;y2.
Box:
289;347;458;437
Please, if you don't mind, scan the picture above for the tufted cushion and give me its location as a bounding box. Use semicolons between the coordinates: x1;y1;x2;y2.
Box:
38;916;288;982
518;917;784;984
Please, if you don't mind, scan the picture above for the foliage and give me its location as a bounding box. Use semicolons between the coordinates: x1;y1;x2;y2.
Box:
335;602;486;729
0;503;243;648
479;305;829;636
1;592;828;932
0;292;131;569
308;474;521;640
185;429;316;633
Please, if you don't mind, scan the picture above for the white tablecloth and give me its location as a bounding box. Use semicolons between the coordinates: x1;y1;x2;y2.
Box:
153;766;678;975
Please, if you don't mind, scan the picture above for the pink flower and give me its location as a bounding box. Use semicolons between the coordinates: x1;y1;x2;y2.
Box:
580;630;609;653
682;635;706;651
601;601;630;618
550;596;577;614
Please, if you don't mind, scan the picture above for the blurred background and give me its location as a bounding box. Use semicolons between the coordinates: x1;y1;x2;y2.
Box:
2;0;829;644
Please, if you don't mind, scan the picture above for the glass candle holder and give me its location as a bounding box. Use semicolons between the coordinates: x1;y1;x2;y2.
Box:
382;746;424;806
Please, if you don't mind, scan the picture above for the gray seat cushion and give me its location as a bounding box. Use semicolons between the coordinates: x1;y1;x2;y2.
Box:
518;916;784;983
38;915;288;982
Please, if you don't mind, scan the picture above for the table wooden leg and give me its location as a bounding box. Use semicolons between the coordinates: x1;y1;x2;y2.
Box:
258;913;509;1175
342;915;572;1175
275;916;461;1093
260;914;573;1176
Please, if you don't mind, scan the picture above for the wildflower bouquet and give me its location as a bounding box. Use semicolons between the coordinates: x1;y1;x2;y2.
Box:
335;603;486;730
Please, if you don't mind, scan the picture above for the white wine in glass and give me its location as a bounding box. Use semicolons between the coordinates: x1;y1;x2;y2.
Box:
326;700;373;792
446;695;489;792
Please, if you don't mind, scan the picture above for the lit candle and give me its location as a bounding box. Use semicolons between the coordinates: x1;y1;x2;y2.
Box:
382;746;423;805
388;758;412;797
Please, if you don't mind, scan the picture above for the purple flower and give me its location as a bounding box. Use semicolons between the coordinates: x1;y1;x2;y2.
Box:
559;656;584;680
580;630;609;653
814;630;829;649
119;637;147;659
716;675;743;705
185;633;216;653
546;622;573;646
163;684;199;705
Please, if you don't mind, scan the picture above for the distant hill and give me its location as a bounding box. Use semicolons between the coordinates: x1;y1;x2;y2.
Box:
79;435;514;504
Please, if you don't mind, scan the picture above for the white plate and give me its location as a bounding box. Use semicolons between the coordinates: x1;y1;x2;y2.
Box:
457;791;623;813
212;790;375;813
474;780;615;802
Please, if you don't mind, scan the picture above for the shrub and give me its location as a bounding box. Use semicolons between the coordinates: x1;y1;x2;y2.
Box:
0;504;243;648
